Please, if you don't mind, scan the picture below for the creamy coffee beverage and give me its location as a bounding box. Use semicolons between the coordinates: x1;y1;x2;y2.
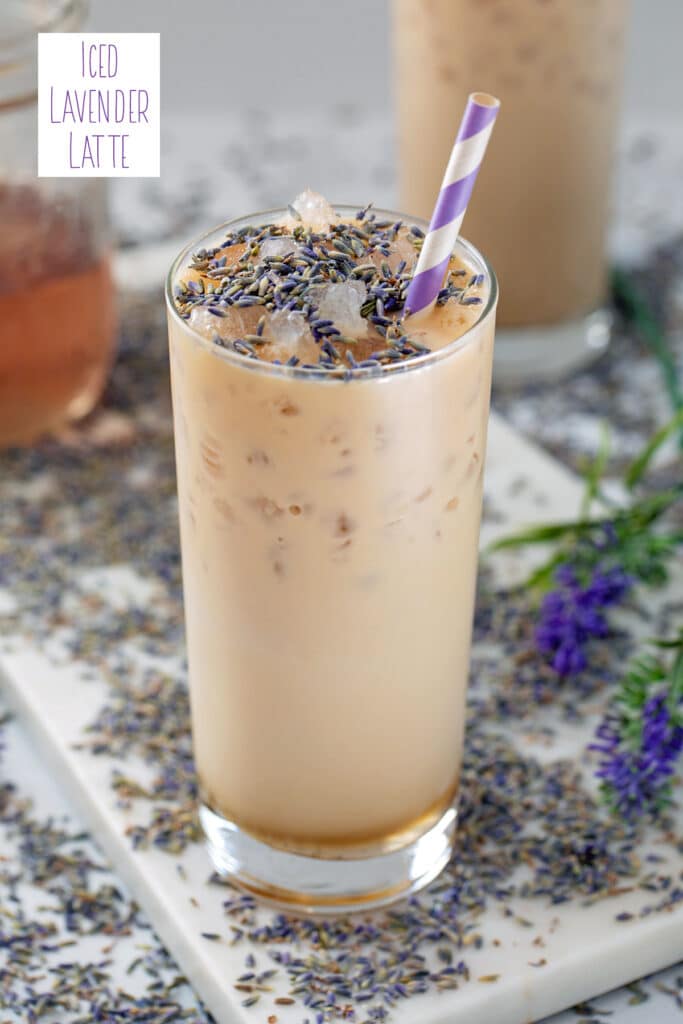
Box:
166;192;497;908
394;0;627;328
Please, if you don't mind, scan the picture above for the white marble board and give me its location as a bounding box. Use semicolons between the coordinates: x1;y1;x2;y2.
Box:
1;413;682;1024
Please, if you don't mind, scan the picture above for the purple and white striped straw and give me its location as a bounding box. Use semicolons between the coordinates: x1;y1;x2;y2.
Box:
405;92;500;319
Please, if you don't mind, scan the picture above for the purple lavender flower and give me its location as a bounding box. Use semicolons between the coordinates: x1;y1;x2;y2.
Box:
535;564;632;677
592;692;683;819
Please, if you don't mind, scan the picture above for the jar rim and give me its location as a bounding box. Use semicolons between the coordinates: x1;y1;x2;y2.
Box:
1;0;88;66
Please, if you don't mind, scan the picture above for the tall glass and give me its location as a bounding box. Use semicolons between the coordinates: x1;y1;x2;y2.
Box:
166;208;497;912
394;0;628;384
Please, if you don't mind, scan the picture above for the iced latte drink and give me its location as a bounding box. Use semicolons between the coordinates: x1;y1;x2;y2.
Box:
394;0;627;382
166;192;497;910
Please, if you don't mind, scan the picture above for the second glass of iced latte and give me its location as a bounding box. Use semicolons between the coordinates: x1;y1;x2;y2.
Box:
394;0;627;384
166;194;497;911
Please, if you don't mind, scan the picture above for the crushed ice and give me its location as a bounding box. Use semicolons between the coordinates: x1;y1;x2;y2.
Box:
311;280;368;338
260;236;298;260
285;188;337;230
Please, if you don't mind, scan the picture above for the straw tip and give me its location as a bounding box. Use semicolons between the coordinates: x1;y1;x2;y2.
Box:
469;92;501;110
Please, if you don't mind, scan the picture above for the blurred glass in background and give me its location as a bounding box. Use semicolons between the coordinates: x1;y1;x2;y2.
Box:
394;0;629;385
0;0;116;448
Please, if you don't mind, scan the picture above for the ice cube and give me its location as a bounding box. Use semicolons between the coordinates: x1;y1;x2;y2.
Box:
188;305;249;341
266;309;312;347
312;280;368;337
265;308;319;362
260;236;298;260
285;189;337;229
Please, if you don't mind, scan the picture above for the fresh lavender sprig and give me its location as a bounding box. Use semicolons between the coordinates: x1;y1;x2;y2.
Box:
490;409;683;680
536;563;632;677
591;633;683;819
489;409;683;819
491;406;682;548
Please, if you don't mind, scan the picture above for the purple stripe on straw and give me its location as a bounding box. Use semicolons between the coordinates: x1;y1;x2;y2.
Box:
405;91;499;317
429;164;479;232
404;255;450;315
457;97;499;141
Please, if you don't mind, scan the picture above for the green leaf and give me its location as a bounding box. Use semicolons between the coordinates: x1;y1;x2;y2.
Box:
621;485;683;529
486;519;593;553
580;423;611;517
612;635;683;751
523;551;568;593
668;655;683;723
624;407;683;490
611;268;683;438
652;629;683;650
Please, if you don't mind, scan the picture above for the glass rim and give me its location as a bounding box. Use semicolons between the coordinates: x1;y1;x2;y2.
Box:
165;204;498;383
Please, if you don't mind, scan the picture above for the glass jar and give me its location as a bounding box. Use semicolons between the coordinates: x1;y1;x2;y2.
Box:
0;0;116;447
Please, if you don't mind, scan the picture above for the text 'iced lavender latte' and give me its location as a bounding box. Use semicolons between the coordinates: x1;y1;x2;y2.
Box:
166;190;498;911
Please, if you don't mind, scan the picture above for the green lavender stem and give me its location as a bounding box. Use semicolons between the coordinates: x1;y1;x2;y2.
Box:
611;267;683;447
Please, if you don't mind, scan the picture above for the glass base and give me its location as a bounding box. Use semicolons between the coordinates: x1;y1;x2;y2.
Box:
200;802;457;914
493;307;613;388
